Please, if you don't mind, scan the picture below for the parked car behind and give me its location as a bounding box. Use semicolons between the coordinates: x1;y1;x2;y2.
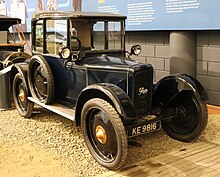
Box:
0;15;31;66
0;15;31;110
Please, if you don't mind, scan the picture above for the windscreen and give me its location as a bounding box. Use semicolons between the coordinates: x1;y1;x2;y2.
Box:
70;19;124;51
93;21;123;50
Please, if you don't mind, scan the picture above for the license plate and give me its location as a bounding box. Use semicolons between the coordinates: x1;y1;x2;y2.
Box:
127;121;161;137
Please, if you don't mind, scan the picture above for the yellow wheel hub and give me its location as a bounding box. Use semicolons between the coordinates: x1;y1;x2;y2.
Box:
95;125;107;144
19;90;25;102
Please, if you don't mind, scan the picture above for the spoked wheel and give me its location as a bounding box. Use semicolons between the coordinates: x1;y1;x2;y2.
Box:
162;91;208;142
28;56;54;104
13;73;34;118
81;98;127;170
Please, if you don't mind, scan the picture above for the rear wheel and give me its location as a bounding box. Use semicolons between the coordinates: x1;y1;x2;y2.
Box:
28;56;54;104
13;73;34;118
81;98;127;170
162;91;208;142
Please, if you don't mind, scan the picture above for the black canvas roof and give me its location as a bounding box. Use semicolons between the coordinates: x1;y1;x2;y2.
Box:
32;11;126;21
0;15;21;31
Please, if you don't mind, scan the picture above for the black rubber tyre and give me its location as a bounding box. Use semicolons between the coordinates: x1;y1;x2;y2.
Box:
13;73;34;118
81;98;128;170
162;91;208;142
27;55;54;104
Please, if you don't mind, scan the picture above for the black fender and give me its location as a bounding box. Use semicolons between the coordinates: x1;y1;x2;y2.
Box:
75;83;136;126
10;62;29;92
152;74;208;108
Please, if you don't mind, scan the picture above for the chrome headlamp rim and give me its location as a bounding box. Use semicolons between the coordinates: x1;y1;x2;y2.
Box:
59;47;71;59
131;45;141;56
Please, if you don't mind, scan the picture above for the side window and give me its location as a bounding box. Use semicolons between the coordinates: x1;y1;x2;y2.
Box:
46;20;67;55
108;22;122;50
70;20;91;50
93;22;105;50
35;20;44;53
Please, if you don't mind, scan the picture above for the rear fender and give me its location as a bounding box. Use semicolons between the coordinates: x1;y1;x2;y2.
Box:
152;74;208;108
11;62;29;91
75;83;136;126
3;51;31;68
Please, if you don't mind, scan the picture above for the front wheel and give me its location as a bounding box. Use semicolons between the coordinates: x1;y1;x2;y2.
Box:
81;98;128;170
13;73;34;118
162;91;208;142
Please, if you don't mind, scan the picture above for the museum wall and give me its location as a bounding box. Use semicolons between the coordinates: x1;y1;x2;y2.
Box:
126;31;170;83
196;31;220;106
126;31;220;106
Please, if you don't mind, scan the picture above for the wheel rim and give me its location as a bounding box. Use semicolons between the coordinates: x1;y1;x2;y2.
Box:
87;109;118;162
19;89;25;102
16;79;28;111
32;62;48;101
95;125;107;144
166;96;200;134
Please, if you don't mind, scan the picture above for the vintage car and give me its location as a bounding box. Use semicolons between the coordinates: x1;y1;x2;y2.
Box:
10;11;208;170
0;15;31;68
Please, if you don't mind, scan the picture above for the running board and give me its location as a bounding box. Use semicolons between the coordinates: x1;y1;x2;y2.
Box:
28;97;75;121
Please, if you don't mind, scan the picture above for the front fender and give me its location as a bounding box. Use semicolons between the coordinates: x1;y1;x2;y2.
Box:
182;74;208;100
75;83;136;126
152;74;208;108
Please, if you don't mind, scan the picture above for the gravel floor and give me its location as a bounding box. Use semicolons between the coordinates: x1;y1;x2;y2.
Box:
0;106;219;177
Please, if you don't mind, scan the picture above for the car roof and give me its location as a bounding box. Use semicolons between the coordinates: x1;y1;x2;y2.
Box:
0;15;21;31
32;11;127;20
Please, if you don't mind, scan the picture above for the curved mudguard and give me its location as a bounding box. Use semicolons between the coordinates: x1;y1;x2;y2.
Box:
10;62;29;88
75;83;136;126
3;51;31;68
152;74;208;108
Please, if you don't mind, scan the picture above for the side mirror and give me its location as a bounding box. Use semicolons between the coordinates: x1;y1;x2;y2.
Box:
131;45;141;56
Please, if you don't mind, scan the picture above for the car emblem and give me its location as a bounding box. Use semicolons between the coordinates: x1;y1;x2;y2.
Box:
138;87;148;96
